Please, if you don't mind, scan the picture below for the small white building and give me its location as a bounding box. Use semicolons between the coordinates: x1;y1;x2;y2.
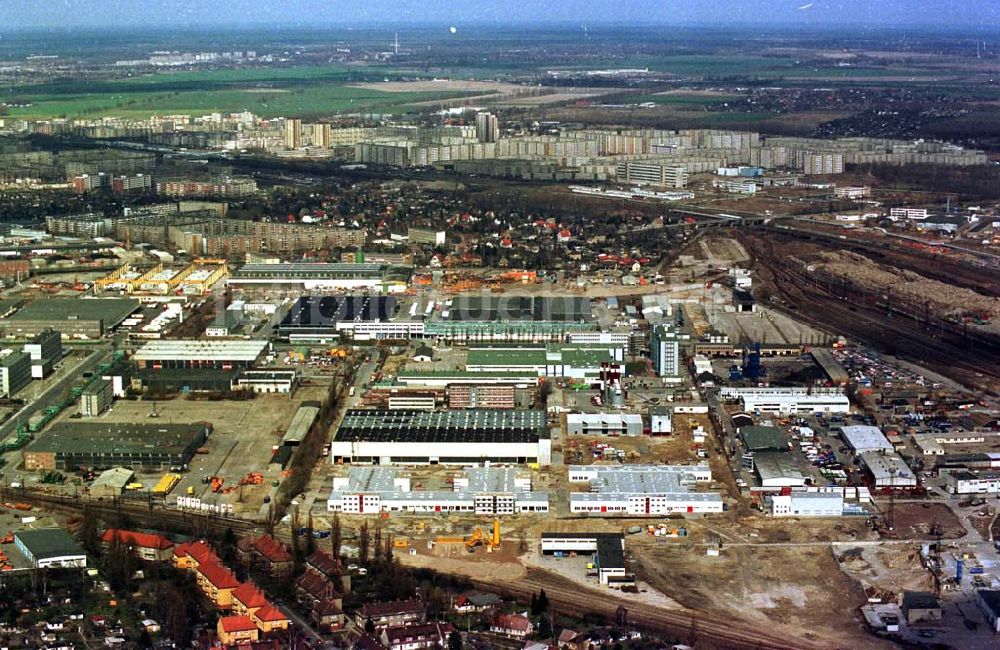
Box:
649;406;672;435
942;470;1000;495
767;490;844;517
566;413;644;437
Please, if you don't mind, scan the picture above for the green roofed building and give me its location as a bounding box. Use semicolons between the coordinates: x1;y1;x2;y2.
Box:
2;298;140;338
24;422;211;471
740;426;788;452
465;343;624;381
14;528;87;569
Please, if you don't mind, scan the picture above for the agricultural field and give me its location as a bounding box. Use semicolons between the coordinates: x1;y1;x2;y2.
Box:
1;66;478;119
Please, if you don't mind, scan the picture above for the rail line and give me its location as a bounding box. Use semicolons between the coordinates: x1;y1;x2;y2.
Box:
470;570;823;650
741;233;1000;392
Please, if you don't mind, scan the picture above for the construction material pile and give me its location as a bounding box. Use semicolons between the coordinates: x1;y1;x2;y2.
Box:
811;251;999;322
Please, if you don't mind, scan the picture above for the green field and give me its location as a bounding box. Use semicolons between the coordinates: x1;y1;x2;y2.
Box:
2;66;473;119
630;92;744;106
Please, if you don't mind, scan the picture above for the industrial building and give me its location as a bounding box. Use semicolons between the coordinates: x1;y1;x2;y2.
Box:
1;298;140;338
859;450;918;489
649;406;673;435
234;369;298;394
228;263;411;294
329;409;551;466
942;470;1000;495
766;489;844;517
0;351;32;397
448;384;517;410
326;466;548;514
133;339;269;370
839;425;893;454
567;464;722;515
14;529;87;569
752;451;807;488
80;378;114;417
24;422;211;471
396;371;538;388
720;387;850;415
540;533;626;585
566;413;644;437
465;343;623;381
276;296;420;342
89;467;135;497
426;296;596;342
283;405;319;446
739;426;788;452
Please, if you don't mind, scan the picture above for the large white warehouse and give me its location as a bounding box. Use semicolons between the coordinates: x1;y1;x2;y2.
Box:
568;464;723;515
720;387;849;415
327;466;549;514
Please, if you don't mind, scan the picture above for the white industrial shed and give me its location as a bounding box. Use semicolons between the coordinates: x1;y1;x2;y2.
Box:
767;491;844;517
566;413;644;437
720;387;850;415
752;451;807;488
860;450;917;488
840;425;893;454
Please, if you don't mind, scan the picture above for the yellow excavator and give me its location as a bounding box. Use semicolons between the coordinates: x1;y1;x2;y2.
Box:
433;518;501;553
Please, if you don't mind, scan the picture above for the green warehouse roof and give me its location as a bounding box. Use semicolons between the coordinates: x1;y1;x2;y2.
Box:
15;528;85;560
740;426;788;452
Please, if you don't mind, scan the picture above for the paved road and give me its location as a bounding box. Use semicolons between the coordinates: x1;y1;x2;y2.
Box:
0;341;112;441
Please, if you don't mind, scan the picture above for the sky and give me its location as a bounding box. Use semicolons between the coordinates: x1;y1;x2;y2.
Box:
0;0;996;30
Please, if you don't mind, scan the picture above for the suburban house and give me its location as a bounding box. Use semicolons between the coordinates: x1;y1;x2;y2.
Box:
491;614;533;639
100;529;174;562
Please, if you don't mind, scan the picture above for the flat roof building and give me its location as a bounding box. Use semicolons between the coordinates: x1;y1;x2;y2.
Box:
740;426;788;453
720;386;849;415
133;339;269;370
540;533;626;585
327;466;548;514
840;425;893;454
228;263;411;294
859;450;918;489
2;298;140;338
566;413;644;437
567;464;722;516
24;422;211;471
0;351;32;398
767;490;844;517
15;528;87;569
330;409;550;466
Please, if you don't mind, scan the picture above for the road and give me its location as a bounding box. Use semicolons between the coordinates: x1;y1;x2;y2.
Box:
0;341;112;444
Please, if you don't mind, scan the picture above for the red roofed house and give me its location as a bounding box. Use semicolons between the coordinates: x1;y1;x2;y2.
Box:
250;603;290;635
217;615;259;646
232;582;269;618
195;560;241;609
100;529;174;562
491;614;533;639
557;228;572;243
173;540;215;570
237;534;294;580
379;622;453;650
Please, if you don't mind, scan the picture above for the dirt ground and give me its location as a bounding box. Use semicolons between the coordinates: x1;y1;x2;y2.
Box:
836;544;934;595
888;502;966;540
631;543;888;649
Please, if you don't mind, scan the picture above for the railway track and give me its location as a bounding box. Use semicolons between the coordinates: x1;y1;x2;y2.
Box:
470;569;823;650
741;233;1000;392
